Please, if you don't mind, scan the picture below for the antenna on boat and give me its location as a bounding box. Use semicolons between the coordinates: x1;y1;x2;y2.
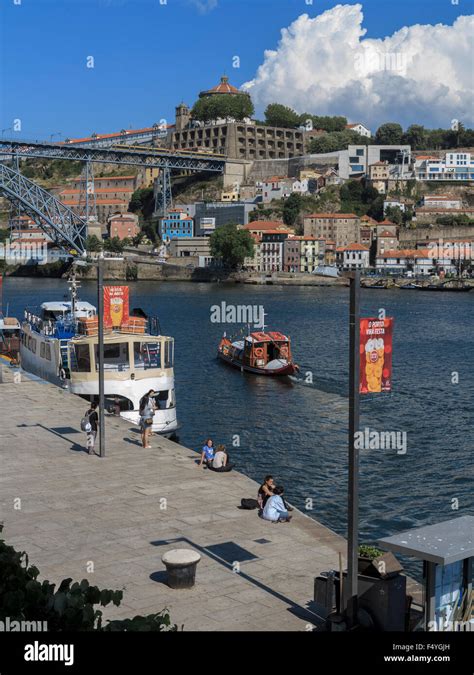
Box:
67;265;81;318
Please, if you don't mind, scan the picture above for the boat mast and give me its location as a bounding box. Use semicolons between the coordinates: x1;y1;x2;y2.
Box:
67;266;81;319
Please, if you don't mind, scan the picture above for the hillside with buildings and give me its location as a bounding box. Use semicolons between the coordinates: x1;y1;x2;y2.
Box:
1;75;473;279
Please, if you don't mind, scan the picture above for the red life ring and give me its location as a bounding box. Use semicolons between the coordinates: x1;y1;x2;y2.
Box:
280;345;289;358
254;347;264;358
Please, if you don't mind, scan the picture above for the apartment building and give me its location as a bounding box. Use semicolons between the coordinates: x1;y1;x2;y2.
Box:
303;213;360;247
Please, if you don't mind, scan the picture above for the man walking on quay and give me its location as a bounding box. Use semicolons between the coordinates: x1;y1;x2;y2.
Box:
82;402;99;455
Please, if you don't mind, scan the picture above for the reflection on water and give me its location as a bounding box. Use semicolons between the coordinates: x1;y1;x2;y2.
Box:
5;278;474;578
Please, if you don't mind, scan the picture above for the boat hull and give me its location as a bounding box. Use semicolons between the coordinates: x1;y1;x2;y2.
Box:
217;351;297;376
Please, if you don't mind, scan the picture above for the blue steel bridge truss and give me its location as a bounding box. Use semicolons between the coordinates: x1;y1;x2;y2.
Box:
0;163;87;254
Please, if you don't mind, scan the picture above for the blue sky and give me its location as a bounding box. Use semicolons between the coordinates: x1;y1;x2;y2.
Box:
0;0;472;138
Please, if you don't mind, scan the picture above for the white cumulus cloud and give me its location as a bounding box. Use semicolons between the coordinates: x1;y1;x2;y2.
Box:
242;3;474;129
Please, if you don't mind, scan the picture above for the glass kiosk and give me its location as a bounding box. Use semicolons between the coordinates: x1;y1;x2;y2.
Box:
378;515;473;631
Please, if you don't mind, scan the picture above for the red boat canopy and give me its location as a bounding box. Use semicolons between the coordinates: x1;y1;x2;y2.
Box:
246;331;289;343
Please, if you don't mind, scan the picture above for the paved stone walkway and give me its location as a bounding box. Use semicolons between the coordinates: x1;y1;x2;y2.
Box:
0;365;348;631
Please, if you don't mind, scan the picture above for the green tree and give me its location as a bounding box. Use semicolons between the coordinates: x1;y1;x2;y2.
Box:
403;124;426;150
85;234;103;252
129;188;154;214
384;206;404;225
308;129;366;153
366;195;384;221
375;122;403;145
0;525;176;631
282;192;302;227
264;103;301;128
103;237;125;254
304;115;348;132
191;94;254;123
210;223;254;270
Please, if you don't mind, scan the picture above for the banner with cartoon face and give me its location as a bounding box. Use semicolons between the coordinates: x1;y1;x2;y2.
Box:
359;318;393;393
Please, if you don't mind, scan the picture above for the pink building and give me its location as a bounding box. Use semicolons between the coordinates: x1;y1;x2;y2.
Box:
107;213;140;240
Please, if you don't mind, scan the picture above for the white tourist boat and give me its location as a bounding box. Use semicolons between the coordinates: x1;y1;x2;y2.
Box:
19;284;179;436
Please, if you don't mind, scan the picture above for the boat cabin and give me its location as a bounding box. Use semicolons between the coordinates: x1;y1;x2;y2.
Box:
40;301;96;321
244;331;291;367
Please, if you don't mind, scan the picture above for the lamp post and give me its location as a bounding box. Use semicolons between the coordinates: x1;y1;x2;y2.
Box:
97;256;105;457
75;255;106;457
346;270;361;625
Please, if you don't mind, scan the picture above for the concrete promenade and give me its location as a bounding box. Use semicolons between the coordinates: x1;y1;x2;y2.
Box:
0;366;348;631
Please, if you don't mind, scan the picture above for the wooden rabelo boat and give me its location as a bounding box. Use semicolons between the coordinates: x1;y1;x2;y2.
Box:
217;331;298;376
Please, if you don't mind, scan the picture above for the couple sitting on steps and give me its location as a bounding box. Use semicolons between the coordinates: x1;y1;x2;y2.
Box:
199;438;234;472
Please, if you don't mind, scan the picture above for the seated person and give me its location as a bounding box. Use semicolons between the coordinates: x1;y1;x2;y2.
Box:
258;475;275;509
209;444;234;472
262;486;292;523
199;439;215;467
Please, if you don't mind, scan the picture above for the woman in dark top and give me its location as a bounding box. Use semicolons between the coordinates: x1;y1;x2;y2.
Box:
85;402;99;455
258;475;275;509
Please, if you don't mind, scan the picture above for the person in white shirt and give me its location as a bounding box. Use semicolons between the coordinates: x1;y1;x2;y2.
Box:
210;445;234;473
262;486;292;522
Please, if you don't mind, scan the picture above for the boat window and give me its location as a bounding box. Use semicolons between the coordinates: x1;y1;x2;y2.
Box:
95;342;130;371
155;390;169;409
40;343;45;358
44;343;51;361
72;344;91;372
164;339;174;368
29;337;37;353
134;341;161;369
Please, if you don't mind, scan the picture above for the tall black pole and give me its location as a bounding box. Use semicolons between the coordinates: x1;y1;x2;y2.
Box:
347;270;360;625
97;257;105;457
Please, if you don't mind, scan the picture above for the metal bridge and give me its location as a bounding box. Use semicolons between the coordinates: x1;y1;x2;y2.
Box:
0;138;227;254
0;138;226;172
0;163;87;254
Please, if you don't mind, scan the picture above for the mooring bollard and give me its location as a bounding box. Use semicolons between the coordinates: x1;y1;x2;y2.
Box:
161;549;201;589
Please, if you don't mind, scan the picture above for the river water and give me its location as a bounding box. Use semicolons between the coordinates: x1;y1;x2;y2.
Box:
3;277;473;577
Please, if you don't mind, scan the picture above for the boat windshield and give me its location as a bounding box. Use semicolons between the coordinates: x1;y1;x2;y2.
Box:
94;342;130;371
134;341;161;369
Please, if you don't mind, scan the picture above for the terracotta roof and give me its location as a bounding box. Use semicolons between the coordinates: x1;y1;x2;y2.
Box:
62;199;128;205
61;187;134;195
379;230;398;238
360;215;378;224
264;176;288;182
304;213;358;219
337;243;369;252
261;230;291;235
377;248;432;259
201;76;242;96
243;221;286;230
415;156;439;161
416;208;474;213
378;219;395;225
64;128;172;145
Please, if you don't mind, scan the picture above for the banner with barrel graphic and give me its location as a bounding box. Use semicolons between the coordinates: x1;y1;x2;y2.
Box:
359;318;393;394
103;286;130;329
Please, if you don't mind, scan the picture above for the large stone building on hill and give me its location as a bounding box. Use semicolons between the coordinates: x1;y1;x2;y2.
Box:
169;76;305;161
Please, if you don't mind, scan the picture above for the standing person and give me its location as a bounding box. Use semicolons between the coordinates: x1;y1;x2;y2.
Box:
85;402;99;455
199;439;215;468
262;486;292;523
209;445;234;472
139;390;156;448
258;475;275;509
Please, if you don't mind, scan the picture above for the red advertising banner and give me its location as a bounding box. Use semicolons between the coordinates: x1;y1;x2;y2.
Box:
359;318;393;394
103;286;129;328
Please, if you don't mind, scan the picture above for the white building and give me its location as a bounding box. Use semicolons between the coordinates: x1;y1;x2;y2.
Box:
415;153;474;181
260;230;290;272
421;194;462;209
291;178;309;194
336;243;370;270
346;123;372;138
262;177;292;203
375;249;435;276
383;198;406;214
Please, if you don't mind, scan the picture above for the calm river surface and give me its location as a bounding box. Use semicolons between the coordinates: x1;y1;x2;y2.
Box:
4;277;473;577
